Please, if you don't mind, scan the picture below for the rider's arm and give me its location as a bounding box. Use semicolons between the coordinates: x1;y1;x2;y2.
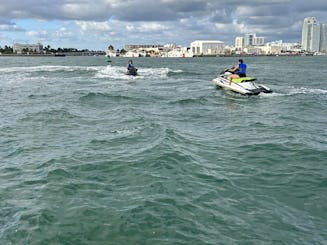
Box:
229;65;238;72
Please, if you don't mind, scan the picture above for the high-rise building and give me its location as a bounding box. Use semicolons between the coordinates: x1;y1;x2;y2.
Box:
244;34;265;47
235;37;244;49
319;23;327;53
253;36;265;46
301;17;320;52
244;34;255;47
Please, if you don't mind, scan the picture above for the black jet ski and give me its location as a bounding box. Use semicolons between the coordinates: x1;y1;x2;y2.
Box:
213;70;272;95
126;66;138;76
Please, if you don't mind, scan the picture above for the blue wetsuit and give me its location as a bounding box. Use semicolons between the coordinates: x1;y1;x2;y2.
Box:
239;63;247;77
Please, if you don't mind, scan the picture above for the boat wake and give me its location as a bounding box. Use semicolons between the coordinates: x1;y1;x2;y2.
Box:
0;65;100;84
262;87;327;97
0;65;99;73
95;65;178;80
1;65;181;84
288;87;327;95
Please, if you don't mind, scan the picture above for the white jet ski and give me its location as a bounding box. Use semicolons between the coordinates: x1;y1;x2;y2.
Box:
213;70;272;95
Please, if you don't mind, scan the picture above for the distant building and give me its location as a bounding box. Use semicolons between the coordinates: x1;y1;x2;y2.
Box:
190;40;224;55
13;43;43;54
301;17;320;52
244;34;255;47
265;40;301;54
320;23;327;53
253;36;265;46
244;34;265;47
235;37;244;49
124;44;164;51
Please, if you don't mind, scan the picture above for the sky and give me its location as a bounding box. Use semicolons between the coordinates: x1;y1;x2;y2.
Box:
0;0;327;51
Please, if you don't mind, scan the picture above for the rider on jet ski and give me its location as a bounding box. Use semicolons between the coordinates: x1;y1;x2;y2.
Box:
126;59;138;76
228;59;247;81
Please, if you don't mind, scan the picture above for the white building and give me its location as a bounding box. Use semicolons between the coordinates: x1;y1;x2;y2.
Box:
301;17;320;52
263;41;301;54
253;36;265;46
162;46;193;57
244;34;255;46
190;40;224;55
235;37;244;49
13;43;43;54
122;50;147;57
244;34;265;47
320;23;327;53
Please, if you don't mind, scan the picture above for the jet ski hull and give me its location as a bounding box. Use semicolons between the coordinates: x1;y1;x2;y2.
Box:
126;67;138;76
213;73;272;95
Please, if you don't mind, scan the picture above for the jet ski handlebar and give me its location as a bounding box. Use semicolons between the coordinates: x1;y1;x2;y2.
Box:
219;67;237;75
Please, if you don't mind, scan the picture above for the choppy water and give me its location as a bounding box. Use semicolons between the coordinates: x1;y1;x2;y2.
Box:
1;55;326;244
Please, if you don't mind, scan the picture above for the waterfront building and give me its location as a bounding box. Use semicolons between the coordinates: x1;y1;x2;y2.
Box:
244;34;265;47
190;40;224;55
264;41;301;55
235;37;244;50
124;44;164;51
320;23;327;53
244;34;255;47
301;17;320;52
13;43;43;54
162;46;193;57
253;36;265;46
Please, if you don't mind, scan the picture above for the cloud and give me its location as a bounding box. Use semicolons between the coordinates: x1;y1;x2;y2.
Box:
0;0;326;49
0;23;24;32
76;21;113;32
0;18;24;31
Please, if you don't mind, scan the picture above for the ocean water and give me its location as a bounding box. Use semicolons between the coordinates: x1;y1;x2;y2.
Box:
0;55;326;244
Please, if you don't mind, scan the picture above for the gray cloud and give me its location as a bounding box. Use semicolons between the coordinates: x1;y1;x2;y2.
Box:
0;0;326;49
0;18;25;32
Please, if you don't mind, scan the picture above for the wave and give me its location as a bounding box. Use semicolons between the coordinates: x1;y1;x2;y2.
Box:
78;92;138;103
20;109;80;123
288;87;327;95
0;65;181;80
95;65;180;80
0;65;100;74
169;96;208;105
0;65;103;84
264;87;327;97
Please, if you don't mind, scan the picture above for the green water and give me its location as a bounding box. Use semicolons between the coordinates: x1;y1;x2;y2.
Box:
0;56;326;244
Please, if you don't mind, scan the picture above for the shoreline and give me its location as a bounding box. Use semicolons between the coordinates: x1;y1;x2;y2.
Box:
0;52;105;57
0;51;327;59
0;53;322;57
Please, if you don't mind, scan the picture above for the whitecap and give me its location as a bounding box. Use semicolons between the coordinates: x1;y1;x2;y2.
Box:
0;65;100;73
288;87;327;95
94;65;183;81
259;87;327;97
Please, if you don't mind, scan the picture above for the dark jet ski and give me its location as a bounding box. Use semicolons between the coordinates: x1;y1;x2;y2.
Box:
126;66;138;76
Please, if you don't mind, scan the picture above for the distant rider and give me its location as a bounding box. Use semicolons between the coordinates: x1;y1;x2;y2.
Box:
228;59;247;81
127;59;134;70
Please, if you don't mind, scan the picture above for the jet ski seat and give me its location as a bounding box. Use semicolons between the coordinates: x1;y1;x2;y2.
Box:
231;77;257;83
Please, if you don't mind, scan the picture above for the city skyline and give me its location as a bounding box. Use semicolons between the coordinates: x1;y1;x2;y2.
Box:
0;0;327;50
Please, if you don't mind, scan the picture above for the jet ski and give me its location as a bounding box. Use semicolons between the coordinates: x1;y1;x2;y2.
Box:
126;66;138;76
213;70;272;95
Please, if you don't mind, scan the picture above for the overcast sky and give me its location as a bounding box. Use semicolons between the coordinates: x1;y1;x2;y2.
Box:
0;0;326;50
